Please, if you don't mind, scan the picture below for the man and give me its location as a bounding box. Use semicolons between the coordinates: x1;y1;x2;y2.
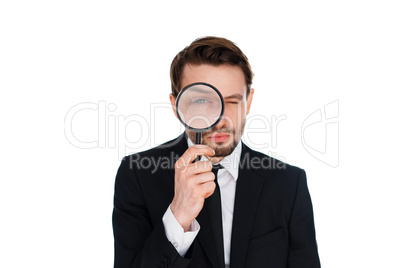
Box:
113;36;320;267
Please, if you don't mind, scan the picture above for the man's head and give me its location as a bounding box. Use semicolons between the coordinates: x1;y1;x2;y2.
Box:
169;36;254;160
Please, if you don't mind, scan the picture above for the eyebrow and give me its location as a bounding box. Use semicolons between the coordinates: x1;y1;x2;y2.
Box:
224;94;243;100
187;87;211;94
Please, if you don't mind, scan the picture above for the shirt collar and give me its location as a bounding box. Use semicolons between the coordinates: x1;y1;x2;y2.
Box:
187;137;242;181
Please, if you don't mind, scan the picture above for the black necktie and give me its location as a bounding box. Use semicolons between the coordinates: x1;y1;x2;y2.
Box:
212;164;223;183
209;164;225;267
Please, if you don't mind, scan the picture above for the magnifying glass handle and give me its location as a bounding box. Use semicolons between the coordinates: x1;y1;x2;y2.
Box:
195;132;201;162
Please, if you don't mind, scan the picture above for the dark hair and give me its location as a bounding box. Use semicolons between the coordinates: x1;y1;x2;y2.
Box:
170;36;253;98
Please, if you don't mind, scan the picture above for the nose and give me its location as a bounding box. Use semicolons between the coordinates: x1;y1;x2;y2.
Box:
211;110;233;132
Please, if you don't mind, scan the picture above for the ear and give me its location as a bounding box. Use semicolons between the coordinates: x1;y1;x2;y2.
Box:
169;93;178;119
246;88;255;115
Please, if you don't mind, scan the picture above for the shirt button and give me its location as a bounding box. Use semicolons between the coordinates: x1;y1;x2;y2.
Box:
173;242;178;248
164;257;171;265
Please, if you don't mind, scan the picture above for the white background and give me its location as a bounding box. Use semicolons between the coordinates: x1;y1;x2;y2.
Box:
1;0;401;267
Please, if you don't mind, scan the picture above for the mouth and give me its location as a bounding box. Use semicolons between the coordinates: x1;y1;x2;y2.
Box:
208;132;231;143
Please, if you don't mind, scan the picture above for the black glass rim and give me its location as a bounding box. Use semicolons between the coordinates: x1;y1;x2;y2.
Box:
175;82;225;132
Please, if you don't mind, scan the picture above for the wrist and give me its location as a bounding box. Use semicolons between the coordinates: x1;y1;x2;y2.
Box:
170;204;192;232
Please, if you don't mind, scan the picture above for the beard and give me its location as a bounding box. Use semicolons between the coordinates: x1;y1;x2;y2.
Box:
186;118;246;158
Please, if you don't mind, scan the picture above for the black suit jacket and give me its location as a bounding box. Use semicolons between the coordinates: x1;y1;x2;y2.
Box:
113;133;320;267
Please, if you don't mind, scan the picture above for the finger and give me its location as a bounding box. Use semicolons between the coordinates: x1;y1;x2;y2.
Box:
202;181;217;198
185;161;213;175
189;171;215;185
176;145;215;168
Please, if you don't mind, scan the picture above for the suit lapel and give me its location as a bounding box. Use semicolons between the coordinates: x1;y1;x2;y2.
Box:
229;144;264;268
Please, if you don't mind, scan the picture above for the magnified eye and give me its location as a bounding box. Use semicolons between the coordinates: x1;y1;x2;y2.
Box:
176;82;224;131
193;99;209;104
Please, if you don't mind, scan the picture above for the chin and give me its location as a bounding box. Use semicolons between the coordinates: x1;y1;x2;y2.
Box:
211;140;238;157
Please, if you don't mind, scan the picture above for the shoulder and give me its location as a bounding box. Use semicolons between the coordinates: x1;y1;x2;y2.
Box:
240;144;310;206
242;143;303;172
241;143;306;185
123;133;185;160
119;134;186;174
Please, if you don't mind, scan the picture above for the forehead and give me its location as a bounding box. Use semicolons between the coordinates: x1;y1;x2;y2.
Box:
181;64;247;98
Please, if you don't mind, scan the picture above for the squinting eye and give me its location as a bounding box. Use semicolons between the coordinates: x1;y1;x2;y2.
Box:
226;102;239;104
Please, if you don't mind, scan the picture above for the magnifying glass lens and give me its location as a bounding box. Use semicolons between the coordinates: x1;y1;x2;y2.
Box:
177;84;223;130
175;82;225;161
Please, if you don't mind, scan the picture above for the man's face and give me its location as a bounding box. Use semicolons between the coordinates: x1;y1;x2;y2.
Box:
170;64;254;158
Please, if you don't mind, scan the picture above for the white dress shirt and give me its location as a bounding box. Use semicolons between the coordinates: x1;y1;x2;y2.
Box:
162;138;242;267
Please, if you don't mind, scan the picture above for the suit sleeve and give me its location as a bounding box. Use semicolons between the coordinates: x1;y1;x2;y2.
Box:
287;169;321;268
112;156;194;268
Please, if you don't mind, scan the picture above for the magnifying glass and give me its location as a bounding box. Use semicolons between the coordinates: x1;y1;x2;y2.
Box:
175;82;225;161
